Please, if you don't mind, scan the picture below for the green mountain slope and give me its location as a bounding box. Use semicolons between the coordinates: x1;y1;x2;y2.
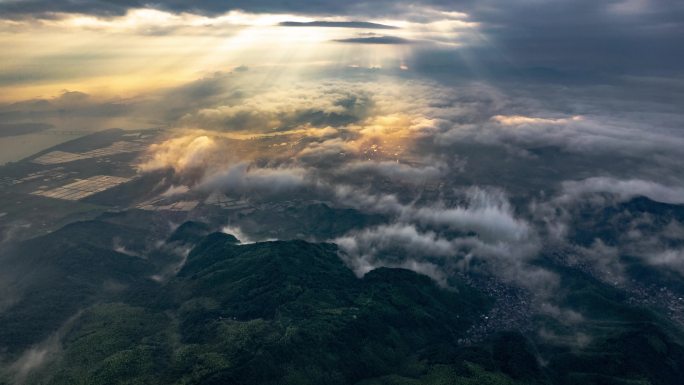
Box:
40;233;494;385
2;215;684;385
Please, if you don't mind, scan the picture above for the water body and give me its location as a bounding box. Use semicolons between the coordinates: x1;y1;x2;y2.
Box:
0;131;82;165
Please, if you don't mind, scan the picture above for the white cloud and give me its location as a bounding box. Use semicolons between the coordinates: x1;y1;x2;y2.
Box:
333;187;545;287
199;162;309;195
491;115;583;126
561;177;684;205
648;248;684;275
339;160;447;182
137;135;216;173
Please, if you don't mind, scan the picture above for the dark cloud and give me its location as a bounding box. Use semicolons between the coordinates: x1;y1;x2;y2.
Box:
333;36;413;44
279;20;398;29
463;0;684;73
0;0;394;19
0;0;134;19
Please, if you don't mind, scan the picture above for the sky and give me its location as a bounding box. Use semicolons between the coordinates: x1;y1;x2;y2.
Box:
1;0;684;289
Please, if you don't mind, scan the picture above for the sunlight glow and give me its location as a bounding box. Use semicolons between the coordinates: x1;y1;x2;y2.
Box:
0;7;479;102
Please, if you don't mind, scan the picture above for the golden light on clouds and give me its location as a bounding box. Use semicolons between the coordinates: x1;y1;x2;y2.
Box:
0;7;479;102
0;5;481;165
138;134;217;173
